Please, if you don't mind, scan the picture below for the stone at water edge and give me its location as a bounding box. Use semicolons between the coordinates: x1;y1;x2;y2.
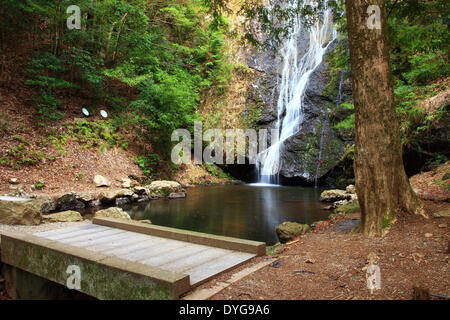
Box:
147;180;184;197
76;192;96;203
345;184;356;194
132;186;148;195
0;198;42;225
94;175;111;187
99;189;134;205
275;222;310;244
115;197;131;206
320;189;351;202
169;192;186;199
55;192;85;211
94;207;131;221
42;211;83;223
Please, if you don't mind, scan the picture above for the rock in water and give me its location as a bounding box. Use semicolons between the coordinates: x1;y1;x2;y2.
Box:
55;192;85;211
94;207;131;221
147;180;183;197
115;197;131;206
320;189;351;202
275;222;310;243
94;175;111;187
169;192;186;199
42;211;83;222
0;198;43;225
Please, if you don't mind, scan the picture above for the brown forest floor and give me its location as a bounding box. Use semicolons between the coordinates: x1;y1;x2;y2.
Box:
202;200;449;300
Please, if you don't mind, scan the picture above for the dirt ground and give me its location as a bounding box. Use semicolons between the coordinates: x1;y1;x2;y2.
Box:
194;200;449;300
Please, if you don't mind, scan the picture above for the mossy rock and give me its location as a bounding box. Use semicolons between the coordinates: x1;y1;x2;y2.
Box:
94;207;131;221
275;222;310;243
42;211;83;223
320;189;351;202
147;181;183;197
0;197;43;225
333;202;360;215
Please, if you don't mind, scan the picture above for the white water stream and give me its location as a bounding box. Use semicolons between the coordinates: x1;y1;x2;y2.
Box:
256;4;336;185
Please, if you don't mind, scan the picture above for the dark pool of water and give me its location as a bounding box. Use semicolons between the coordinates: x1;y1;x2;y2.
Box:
122;184;329;245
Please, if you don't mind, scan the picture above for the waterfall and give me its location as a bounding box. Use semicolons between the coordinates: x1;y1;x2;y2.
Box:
336;68;346;108
256;4;337;185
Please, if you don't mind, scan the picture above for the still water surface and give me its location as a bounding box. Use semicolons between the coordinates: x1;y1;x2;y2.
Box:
122;184;329;245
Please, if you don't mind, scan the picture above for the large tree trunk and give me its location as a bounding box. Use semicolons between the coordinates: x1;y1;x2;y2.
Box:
345;0;426;236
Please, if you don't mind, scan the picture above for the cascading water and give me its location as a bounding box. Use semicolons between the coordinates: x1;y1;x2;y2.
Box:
256;3;336;185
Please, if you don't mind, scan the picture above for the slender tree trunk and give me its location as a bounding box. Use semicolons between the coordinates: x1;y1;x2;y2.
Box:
345;0;426;236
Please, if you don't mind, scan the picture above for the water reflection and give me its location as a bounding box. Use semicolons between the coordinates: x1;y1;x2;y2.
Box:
122;185;328;245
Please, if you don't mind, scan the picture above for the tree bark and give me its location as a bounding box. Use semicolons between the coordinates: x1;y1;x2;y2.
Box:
345;0;426;236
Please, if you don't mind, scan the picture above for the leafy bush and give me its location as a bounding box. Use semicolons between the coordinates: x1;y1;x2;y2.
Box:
65;119;127;151
26;52;78;123
137;154;161;178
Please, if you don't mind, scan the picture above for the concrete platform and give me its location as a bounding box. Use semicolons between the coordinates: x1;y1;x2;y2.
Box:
0;217;265;300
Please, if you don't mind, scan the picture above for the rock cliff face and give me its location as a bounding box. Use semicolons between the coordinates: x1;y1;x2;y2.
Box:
245;31;352;183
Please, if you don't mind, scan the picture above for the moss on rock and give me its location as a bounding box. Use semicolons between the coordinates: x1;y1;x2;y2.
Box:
276;222;310;243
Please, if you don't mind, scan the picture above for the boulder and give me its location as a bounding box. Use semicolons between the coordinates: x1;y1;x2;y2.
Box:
88;199;102;207
94;175;111;187
115;197;131;206
320;189;351;202
76;192;96;203
117;189;134;198
8;178;18;185
0;197;42;225
98;190;120;204
147;180;183;197
55;192;85;211
333;202;360;215
137;195;150;203
121;178;132;189
94;207;131;221
99;189;133;204
275;222;310;243
169;192;186;199
42;211;83;223
132;186;148;195
38;196;57;213
346;184;356;194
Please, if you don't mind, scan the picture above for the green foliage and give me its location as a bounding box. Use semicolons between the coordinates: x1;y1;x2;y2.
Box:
243;103;263;129
102;1;231;155
26;52;77;123
333;114;355;135
34;182;45;190
203;163;230;179
63;47;105;96
65;119;127;151
1;143;45;169
0;120;11;136
325;1;448;162
137;154;161;178
5;0;234;168
324;40;349;99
